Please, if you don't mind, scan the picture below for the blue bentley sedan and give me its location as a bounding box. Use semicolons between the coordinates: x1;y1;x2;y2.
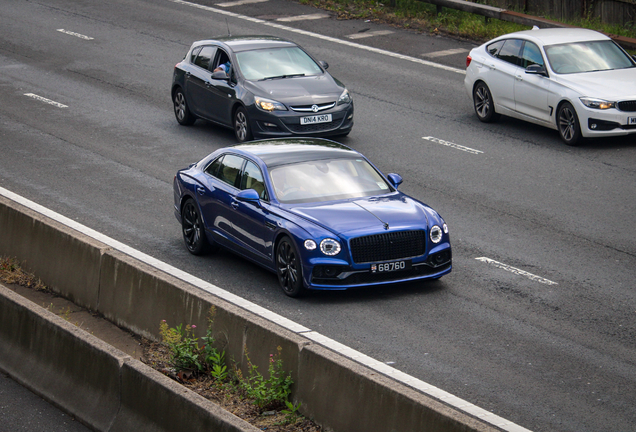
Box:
173;138;451;297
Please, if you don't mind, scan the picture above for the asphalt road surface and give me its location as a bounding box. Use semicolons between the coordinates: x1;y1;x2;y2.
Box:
0;371;89;432
1;1;635;431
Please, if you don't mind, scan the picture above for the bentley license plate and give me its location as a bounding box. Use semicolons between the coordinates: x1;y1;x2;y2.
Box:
300;114;332;125
371;260;412;273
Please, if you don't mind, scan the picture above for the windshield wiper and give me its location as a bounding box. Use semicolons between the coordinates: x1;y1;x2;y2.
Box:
260;73;305;81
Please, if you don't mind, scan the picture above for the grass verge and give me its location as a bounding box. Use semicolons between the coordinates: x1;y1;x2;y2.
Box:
298;0;636;44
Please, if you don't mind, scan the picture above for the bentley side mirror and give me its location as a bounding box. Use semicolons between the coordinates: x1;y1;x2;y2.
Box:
387;173;403;189
236;189;261;203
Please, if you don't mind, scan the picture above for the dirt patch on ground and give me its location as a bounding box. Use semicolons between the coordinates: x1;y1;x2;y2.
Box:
139;339;322;431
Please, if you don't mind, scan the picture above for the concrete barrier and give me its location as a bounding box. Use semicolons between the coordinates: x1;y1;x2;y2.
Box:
0;285;259;432
0;191;511;432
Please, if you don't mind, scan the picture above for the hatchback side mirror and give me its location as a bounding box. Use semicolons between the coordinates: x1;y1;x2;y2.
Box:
525;64;548;76
212;70;228;80
387;173;403;189
319;60;329;70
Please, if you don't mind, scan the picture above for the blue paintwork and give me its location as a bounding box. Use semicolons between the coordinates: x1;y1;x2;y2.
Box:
174;138;451;291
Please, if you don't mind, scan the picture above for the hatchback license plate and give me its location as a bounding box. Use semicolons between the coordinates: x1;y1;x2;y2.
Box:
629;116;636;125
371;260;412;273
301;114;332;125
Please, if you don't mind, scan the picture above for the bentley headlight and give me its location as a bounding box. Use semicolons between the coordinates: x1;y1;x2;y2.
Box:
430;225;443;244
255;97;287;112
304;239;317;251
337;89;351;105
320;238;341;256
580;97;616;110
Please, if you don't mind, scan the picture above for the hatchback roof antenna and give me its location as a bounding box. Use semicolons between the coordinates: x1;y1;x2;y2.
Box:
226;18;231;37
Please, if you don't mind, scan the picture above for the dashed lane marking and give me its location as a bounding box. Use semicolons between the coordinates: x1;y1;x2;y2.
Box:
347;30;394;39
276;13;330;22
24;93;68;108
423;136;483;154
57;29;94;40
216;0;268;7
422;48;469;58
476;257;558;285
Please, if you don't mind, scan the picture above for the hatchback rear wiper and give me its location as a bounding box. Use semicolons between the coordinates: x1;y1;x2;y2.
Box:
260;73;305;81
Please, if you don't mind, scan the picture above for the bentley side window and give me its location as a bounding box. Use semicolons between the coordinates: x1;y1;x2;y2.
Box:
205;155;224;178
240;161;268;200
207;154;244;188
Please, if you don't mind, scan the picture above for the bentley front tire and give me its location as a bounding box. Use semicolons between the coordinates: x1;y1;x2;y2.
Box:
276;236;305;297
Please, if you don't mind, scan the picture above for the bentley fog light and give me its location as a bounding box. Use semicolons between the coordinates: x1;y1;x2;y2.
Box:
430;225;443;244
320;238;341;256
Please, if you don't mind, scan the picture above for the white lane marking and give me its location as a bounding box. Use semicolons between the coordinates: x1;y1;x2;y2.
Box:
170;0;466;75
216;0;267;7
423;136;483;154
277;13;329;22
0;184;532;432
476;257;558;285
422;48;468;58
24;93;68;108
347;30;394;39
57;29;94;40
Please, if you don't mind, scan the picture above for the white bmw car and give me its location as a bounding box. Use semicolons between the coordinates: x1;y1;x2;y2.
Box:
465;27;636;145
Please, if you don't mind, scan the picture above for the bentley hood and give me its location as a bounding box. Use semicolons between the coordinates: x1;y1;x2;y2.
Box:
288;194;431;236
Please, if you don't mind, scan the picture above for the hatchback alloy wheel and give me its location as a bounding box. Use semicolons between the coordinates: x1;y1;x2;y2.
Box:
234;107;253;142
173;88;196;126
557;102;582;146
473;82;499;123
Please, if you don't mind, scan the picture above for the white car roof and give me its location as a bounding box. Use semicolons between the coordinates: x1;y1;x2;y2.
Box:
496;28;610;47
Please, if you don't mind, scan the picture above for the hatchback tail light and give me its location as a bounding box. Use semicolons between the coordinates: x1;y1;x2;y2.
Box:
466;56;472;68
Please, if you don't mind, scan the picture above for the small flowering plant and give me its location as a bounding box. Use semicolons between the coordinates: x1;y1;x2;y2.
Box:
159;307;227;379
159;320;202;372
159;311;296;419
239;346;293;410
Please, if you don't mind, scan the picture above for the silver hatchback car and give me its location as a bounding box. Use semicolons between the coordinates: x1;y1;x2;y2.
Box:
465;27;636;145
